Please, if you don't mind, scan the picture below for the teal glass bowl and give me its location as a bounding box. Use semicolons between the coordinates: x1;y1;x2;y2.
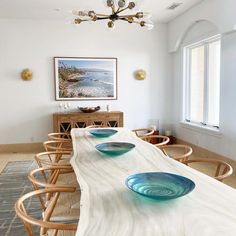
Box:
89;129;118;138
126;172;195;200
96;142;135;156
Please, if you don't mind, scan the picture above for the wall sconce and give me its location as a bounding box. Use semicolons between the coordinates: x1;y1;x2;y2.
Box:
134;69;146;80
21;69;33;81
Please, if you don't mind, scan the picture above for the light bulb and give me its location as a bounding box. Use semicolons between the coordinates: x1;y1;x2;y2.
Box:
145;20;154;30
142;12;152;19
71;10;79;15
107;20;114;28
127;16;134;23
128;2;136;9
106;0;114;7
140;20;154;30
88;11;96;17
107;21;115;31
65;16;77;24
118;0;126;8
130;0;144;11
74;18;82;24
135;12;143;19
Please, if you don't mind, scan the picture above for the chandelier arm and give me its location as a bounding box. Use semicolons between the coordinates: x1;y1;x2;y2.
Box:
116;6;129;14
96;13;110;17
80;19;93;22
111;5;116;14
118;18;129;22
119;17;141;25
118;14;137;18
74;19;92;24
96;16;110;20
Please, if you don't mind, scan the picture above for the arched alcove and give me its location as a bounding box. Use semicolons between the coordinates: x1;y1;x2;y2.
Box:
174;19;219;52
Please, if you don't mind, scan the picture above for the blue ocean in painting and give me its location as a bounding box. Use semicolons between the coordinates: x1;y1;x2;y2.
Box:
65;71;114;98
57;59;115;98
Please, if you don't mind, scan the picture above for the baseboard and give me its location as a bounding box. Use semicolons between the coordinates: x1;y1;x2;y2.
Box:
176;138;236;164
0;143;44;153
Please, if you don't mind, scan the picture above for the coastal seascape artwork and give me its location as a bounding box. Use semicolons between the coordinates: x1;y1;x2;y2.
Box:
54;57;117;100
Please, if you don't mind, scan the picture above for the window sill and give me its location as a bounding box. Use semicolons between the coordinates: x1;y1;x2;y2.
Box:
180;121;222;138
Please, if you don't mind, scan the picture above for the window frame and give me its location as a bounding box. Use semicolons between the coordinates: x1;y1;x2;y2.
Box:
183;35;221;130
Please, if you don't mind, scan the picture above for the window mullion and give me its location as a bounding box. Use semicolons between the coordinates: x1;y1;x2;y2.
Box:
203;43;209;125
186;48;192;121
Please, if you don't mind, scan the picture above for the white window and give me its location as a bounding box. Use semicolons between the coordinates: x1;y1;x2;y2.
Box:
184;36;221;129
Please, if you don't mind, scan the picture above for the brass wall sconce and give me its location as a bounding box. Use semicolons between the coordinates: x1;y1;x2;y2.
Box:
134;69;146;80
21;69;33;81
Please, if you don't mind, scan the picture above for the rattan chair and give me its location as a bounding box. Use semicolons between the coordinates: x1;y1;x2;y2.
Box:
15;188;78;236
48;132;71;141
28;166;80;222
43;140;72;152
160;144;193;162
141;135;170;147
183;158;233;181
132;128;155;138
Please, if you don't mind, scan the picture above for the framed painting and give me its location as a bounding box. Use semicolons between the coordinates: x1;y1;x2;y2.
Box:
54;57;117;100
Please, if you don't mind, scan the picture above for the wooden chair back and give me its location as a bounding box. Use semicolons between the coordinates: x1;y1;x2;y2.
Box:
28;166;77;190
86;125;108;128
48;132;71;141
28;166;77;211
34;151;72;168
160;144;193;162
141;135;170;147
132;128;155;138
15;188;78;236
43;140;72;152
183;158;233;181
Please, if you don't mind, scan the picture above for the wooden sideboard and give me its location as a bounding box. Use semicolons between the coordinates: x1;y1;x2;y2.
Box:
53;111;124;133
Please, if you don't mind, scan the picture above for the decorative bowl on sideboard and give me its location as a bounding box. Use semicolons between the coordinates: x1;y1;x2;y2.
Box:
78;106;101;113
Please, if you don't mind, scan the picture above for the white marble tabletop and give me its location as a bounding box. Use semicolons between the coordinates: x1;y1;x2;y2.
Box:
70;128;236;236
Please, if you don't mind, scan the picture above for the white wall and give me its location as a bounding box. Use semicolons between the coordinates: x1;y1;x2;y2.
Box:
168;0;236;160
0;19;171;144
168;0;236;52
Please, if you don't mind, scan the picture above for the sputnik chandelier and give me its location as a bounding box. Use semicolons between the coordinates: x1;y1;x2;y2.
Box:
70;0;154;30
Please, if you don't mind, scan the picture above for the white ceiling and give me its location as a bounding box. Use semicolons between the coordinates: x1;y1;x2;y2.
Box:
0;0;204;23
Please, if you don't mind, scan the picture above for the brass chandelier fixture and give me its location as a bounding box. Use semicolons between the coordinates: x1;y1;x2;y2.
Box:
70;0;154;30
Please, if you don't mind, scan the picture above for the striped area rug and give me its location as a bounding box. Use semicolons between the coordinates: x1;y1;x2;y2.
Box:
0;160;39;236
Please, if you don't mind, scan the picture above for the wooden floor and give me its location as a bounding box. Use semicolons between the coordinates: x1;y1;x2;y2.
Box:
0;153;34;173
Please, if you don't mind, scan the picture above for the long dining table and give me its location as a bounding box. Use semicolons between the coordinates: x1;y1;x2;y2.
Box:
70;127;236;236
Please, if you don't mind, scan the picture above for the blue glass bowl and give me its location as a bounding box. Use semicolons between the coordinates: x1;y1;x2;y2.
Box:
89;129;118;138
126;172;195;200
96;142;135;156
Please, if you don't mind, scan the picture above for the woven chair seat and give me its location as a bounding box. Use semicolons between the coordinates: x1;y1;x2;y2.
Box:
47;230;76;236
45;191;81;222
57;173;80;189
